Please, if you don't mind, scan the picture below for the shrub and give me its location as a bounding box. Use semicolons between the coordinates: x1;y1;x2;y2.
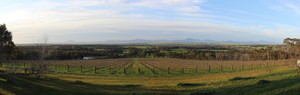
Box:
229;77;255;81
73;80;87;85
177;83;205;87
189;90;223;95
6;78;14;84
124;84;143;88
257;80;271;84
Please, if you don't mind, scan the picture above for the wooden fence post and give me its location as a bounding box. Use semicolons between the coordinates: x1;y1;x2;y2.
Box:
124;67;126;74
80;66;83;73
67;65;70;72
94;67;97;74
242;64;244;70
181;67;184;73
221;65;223;71
109;67;112;74
168;67;170;74
25;69;27;74
138;67;141;74
260;62;262;67
208;65;211;72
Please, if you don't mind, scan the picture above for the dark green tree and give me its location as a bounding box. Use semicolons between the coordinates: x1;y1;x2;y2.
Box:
0;24;16;60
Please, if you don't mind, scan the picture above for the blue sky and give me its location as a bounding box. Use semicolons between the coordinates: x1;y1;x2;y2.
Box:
1;0;300;43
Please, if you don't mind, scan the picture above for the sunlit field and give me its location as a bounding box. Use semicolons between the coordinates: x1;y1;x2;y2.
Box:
0;58;299;95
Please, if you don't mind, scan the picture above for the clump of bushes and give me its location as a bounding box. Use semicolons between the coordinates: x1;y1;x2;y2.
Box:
177;83;205;87
229;77;255;81
1;74;15;84
6;78;14;84
189;90;223;95
73;80;87;85
257;80;271;84
124;84;143;88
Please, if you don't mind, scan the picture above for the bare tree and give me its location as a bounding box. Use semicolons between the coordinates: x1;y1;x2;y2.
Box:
31;35;50;78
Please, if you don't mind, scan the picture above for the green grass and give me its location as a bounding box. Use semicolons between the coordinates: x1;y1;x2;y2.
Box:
1;65;299;95
170;49;189;53
123;46;151;49
0;75;172;95
94;49;105;51
0;59;299;95
197;49;228;52
213;70;300;95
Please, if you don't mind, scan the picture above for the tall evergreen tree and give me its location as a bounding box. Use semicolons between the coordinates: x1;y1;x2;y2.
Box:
0;24;16;60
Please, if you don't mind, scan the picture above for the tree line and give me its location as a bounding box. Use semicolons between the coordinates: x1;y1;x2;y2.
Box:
9;44;293;61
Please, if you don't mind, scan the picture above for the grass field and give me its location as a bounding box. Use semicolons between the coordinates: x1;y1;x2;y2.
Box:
0;58;299;95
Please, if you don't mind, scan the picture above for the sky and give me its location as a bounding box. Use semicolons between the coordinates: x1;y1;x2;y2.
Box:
1;0;300;43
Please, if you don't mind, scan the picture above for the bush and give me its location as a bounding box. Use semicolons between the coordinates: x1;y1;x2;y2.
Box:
177;83;205;87
229;77;255;81
257;80;271;84
189;90;223;95
6;78;14;84
124;84;143;88
73;80;87;85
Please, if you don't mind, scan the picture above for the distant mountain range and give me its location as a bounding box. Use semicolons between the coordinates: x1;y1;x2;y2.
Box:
62;38;281;44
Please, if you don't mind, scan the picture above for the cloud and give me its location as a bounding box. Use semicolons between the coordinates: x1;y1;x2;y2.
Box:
177;6;200;12
283;1;300;14
35;0;123;7
132;0;205;12
260;24;300;38
1;0;206;41
274;0;300;15
0;0;289;43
